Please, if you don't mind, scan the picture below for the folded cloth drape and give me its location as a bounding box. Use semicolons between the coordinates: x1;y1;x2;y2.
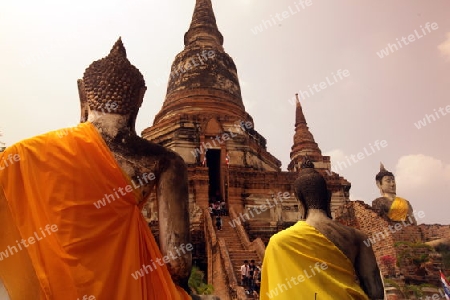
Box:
0;122;191;300
260;221;369;300
387;197;409;221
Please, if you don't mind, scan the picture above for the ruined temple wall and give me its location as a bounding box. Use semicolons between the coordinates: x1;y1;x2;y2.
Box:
147;107;283;166
227;168;349;224
227;170;303;224
390;225;424;243
418;224;450;241
334;200;450;282
335;201;398;276
353;201;400;275
329;189;348;219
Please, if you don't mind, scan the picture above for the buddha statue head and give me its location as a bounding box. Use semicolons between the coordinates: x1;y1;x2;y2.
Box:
294;156;332;218
77;37;147;134
375;163;396;199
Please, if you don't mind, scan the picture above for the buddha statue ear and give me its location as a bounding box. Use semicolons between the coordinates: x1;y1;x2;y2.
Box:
294;188;307;217
376;179;384;196
376;180;382;189
77;79;89;123
127;86;147;133
326;189;332;218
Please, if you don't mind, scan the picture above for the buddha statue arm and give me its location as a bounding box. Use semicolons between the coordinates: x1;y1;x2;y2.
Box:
407;201;417;225
356;233;385;300
157;153;191;290
372;197;390;219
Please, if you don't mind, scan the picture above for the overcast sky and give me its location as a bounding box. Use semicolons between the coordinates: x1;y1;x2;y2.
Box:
1;0;449;225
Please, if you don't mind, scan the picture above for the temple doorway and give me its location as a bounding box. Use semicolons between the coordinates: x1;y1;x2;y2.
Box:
207;149;222;203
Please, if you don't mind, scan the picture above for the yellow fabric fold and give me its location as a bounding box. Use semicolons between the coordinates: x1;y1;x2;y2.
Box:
0;122;190;300
260;221;368;300
387;197;409;221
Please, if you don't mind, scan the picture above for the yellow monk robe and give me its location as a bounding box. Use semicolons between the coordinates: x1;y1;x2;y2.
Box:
260;221;368;300
0;122;191;300
387;197;409;221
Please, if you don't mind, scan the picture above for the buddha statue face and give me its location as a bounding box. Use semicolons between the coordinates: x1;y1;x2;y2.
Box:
377;175;396;196
375;163;396;199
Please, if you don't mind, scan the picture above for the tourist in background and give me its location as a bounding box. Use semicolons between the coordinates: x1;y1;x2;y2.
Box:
215;215;222;231
248;259;256;291
240;260;250;288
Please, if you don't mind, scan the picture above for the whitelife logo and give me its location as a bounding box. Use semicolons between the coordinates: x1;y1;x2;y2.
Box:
0;153;20;170
0;224;58;261
413;104;450;129
251;0;313;35
265;262;328;299
228;192;291;228
77;296;95;300
376;22;439;58
131;243;194;280
93;172;156;209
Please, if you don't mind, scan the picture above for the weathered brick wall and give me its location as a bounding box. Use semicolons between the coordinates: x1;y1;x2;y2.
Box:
334;200;450;283
395;243;442;286
418;224;450;241
335;201;398;276
353;201;399;276
334;201;359;228
391;224;423;243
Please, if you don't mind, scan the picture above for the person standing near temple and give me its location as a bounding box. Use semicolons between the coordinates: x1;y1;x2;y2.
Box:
248;259;256;291
215;215;222;231
240;260;250;288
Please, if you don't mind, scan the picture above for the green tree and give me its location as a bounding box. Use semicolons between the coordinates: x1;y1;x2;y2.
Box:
435;243;450;270
188;266;214;295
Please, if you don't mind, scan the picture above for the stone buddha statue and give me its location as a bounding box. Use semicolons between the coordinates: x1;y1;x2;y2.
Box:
372;163;416;225
0;38;192;299
78;38;192;289
260;157;385;299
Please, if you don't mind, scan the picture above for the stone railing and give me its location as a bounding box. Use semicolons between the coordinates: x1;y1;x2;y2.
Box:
229;207;265;262
217;238;247;300
204;209;246;299
228;207;251;246
204;208;217;247
248;238;265;263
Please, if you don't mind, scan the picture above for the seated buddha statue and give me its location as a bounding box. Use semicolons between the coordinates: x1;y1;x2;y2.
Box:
372;163;416;225
260;157;385;300
0;38;191;299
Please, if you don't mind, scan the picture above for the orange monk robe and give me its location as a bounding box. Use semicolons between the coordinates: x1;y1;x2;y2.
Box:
260;221;369;300
387;197;409;222
0;122;191;300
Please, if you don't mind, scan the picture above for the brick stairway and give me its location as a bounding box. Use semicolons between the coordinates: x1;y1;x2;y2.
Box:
214;215;260;299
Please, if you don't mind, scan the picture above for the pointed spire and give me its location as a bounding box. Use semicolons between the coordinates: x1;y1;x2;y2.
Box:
184;0;224;46
295;93;307;126
290;94;322;161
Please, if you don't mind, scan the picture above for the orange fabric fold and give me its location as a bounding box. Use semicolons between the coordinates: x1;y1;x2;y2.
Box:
0;122;191;300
